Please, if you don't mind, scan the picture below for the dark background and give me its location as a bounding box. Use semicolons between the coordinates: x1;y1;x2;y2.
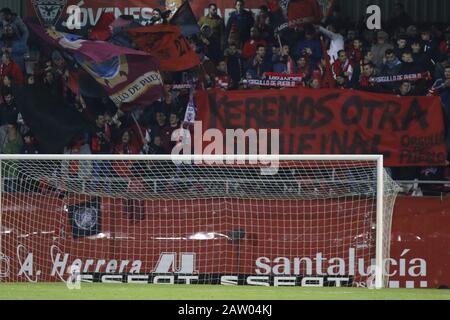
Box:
3;0;450;24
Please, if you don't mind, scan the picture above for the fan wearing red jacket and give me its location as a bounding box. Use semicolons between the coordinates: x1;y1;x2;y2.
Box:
0;52;24;89
90;113;113;154
114;130;140;155
241;27;267;60
214;60;231;89
113;130;140;178
347;38;364;66
332;50;353;87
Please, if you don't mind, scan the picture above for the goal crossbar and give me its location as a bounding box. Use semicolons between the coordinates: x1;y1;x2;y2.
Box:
0;154;383;161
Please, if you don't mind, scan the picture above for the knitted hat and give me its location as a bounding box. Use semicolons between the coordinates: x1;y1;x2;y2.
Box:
377;31;389;40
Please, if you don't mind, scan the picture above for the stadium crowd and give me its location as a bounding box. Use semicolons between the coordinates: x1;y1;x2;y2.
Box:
0;1;450;187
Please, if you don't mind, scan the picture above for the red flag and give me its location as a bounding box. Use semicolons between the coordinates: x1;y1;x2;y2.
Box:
128;25;201;72
320;37;336;88
89;12;115;41
169;0;201;37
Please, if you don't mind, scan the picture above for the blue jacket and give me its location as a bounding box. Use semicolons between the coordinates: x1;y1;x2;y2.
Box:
292;39;323;65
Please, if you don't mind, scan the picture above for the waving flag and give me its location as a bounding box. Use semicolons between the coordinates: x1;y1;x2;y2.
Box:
28;21;164;111
128;25;200;72
27;21;146;62
169;0;200;37
88;12;115;41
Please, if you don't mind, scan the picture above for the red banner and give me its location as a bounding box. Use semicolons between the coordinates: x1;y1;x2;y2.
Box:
128;25;201;72
196;88;447;167
1;195;449;289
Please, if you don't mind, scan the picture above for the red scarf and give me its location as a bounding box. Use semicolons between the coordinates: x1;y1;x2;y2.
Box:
332;59;351;79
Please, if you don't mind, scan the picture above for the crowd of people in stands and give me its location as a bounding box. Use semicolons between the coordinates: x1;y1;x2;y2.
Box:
0;1;449;186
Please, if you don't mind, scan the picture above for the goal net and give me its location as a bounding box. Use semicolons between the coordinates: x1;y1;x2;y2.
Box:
0;155;400;288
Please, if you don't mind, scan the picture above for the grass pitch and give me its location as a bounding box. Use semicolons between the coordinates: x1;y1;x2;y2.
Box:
0;283;449;300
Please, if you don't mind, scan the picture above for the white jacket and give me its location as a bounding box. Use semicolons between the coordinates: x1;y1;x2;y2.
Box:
318;26;344;65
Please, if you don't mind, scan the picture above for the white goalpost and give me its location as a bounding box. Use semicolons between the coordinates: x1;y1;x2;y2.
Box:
0;154;400;288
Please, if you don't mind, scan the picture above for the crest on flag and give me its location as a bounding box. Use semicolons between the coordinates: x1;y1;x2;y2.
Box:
32;0;68;27
65;199;102;239
76;55;130;89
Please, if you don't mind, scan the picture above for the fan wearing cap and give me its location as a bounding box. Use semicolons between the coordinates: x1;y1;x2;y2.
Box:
370;31;394;69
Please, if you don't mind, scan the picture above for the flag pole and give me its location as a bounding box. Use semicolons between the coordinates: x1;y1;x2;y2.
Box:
131;112;147;147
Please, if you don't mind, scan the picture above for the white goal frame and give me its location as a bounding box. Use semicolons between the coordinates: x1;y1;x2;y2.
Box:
0;154;387;289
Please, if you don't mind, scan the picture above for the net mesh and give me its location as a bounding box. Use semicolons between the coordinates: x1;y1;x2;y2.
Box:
0;157;400;287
